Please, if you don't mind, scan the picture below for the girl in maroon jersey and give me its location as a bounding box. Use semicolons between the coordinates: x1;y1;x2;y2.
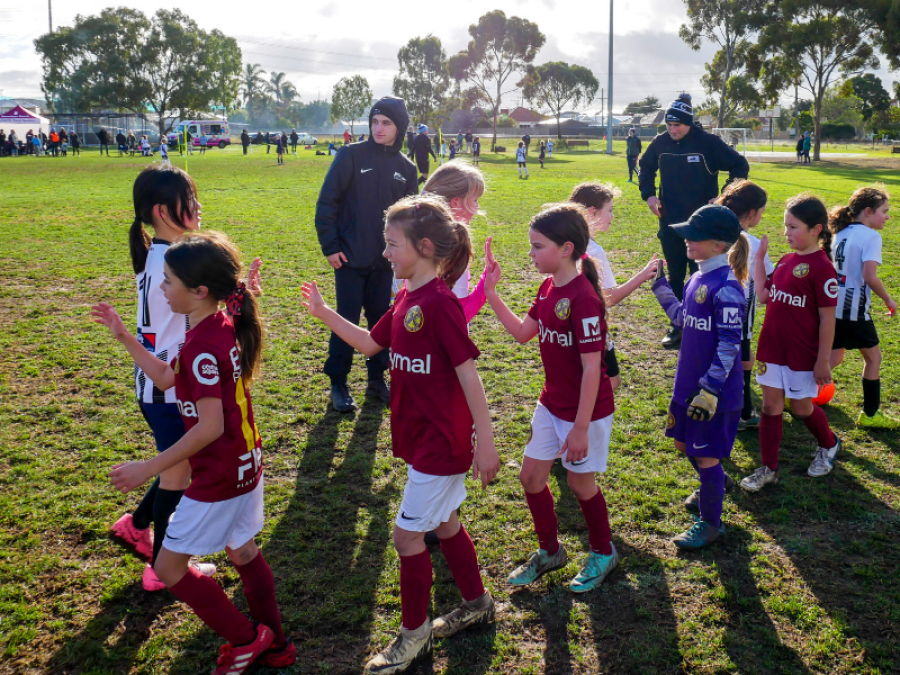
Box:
92;231;292;675
741;194;841;493
484;203;656;592
302;195;500;675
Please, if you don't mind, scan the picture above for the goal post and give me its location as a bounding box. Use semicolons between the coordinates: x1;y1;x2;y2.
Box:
712;128;747;156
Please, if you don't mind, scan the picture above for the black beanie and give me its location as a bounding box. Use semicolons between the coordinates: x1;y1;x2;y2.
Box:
665;93;693;125
369;96;410;151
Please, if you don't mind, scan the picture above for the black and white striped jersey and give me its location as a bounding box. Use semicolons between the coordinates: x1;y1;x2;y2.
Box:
743;232;774;339
832;223;882;322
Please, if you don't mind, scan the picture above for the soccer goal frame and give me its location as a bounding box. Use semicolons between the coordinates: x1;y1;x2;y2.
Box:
712;128;747;156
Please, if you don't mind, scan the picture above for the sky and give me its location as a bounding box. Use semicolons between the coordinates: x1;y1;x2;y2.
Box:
1;0;897;114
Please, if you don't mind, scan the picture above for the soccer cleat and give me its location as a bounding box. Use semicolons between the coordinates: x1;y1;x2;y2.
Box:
431;591;495;638
661;327;682;350
262;639;297;668
569;543;619;593
211;623;274;675
812;383;836;406
111;513;153;559
808;436;841;477
330;384;357;413
684;474;736;513
737;413;761;432
364;625;433;674
507;545;568;586
740;466;779;492
366;379;390;405
142;561;217;592
856;410;900;430
672;518;725;550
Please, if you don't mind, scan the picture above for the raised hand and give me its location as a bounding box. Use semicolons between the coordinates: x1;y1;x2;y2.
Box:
483;236;502;294
301;281;327;318
90;302;129;341
108;461;153;494
756;234;768;262
247;257;263;297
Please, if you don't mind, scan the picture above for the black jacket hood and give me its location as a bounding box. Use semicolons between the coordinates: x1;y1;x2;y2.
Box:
368;96;409;153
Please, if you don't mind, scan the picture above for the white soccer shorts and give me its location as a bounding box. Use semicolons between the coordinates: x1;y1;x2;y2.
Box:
756;362;817;400
524;403;612;474
395;468;467;533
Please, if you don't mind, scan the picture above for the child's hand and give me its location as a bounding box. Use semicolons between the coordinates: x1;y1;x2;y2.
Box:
560;427;589;463
90;303;129;342
301;281;327;318
472;438;500;489
885;298;897;316
756;235;768;261
247;257;263;297
108;461;153;494
637;255;662;284
483;237;502;294
813;358;832;386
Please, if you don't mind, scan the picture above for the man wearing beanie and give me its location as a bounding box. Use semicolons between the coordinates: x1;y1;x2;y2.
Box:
315;96;418;411
639;93;749;349
411;123;437;184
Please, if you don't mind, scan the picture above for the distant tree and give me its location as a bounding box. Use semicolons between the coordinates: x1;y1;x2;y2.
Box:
448;10;545;150
521;61;598;139
679;0;765;129
330;75;372;135
206;30;242;114
241;63;267;107
700;41;763;121
752;1;879;160
392;35;451;127
299;100;331;129
839;73;890;123
623;95;661;115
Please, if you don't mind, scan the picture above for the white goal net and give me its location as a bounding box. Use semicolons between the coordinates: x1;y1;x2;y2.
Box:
712;128;763;162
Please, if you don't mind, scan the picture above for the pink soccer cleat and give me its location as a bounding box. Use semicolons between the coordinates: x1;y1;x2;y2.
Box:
211;623;274;675
111;513;153;559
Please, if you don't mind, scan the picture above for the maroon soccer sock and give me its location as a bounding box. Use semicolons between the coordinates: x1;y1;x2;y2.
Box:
525;485;560;555
168;565;256;646
759;412;783;470
399;550;432;630
577;488;613;556
235;551;286;650
801;405;837;448
439;526;485;602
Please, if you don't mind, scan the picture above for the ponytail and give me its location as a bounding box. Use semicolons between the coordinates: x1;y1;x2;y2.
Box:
580;256;604;302
828;186;890;235
165;231;265;385
440;221;474;288
819;227;833;257
827;205;854;235
715;179;768;222
727;234;750;285
129;216;152;275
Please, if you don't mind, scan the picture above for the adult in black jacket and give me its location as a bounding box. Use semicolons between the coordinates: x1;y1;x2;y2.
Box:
625;128;642;182
639;93;749;348
411;124;437;184
315;96;418;411
290;129;299;154
98;127;109;156
115;131;127;156
406;127;415;158
241;129;250;154
265;131;271;154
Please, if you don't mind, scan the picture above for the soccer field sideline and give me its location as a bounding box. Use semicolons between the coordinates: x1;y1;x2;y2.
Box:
0;147;898;674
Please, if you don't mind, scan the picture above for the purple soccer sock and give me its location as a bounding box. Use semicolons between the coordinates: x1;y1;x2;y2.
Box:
697;463;726;528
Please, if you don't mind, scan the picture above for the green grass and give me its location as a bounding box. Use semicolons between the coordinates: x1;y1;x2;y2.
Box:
1;145;899;675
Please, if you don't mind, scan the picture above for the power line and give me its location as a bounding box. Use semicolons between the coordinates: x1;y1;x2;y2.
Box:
237;37;396;63
242;49;395;72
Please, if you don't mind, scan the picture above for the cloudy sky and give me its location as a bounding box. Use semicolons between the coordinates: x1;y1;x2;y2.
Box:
1;0;896;112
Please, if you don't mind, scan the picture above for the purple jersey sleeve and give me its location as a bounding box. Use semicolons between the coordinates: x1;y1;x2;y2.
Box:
698;284;745;396
652;277;684;328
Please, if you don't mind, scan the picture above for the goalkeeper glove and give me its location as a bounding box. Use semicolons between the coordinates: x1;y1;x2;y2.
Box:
653;259;665;283
687;387;718;421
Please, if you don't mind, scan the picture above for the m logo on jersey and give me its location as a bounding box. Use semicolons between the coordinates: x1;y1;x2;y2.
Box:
582;316;602;339
695;285;708;303
793;263;810;278
758;362;767;375
824;277;838;299
404;305;424;332
555;298;571;320
192;353;220;385
723;307;740;325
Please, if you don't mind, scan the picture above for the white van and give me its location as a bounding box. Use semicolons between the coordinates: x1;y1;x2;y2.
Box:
167;120;231;148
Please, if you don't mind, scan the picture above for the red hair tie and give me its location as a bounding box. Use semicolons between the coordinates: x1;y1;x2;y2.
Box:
581;253;588;260
225;282;246;316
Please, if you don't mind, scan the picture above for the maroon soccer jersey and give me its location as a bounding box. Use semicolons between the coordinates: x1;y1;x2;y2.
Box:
172;311;263;502
526;274;614;423
756;250;839;372
371;277;481;476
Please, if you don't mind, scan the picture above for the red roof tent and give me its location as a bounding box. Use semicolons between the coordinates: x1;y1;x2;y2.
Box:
0;105;41;122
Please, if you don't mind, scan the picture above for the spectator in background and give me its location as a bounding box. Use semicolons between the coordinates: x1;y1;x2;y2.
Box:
9;130;18;156
98;127;109;156
626;127;642;182
412;123;437;184
127;131;137;156
70;131;79;156
116;130;127;156
343;128;351;145
185;129;194;154
290;128;299;155
795;134;803;163
465;130;473;152
802;131;812;164
49;128;60;156
0;129;6;157
199;131;208;155
241;128;251;155
406;125;415;158
457;130;464;153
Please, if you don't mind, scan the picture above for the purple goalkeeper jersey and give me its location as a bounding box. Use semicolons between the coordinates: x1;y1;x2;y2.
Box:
653;255;745;412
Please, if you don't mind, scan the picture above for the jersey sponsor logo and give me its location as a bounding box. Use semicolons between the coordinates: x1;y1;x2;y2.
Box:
757;362;767;375
793;263;810;278
404;305;424;332
723;306;741;325
394;171;407;183
770;284;807;308
137;331;157;352
176;398;198;418
582;316;602;339
824;277;838;299
695;285;708;303
555;298;571;320
684;313;712;331
538;319;573;347
666;413;676;429
192;353;220;385
229;346;242;382
390;351;432;374
237;447;262;486
687;155;701;163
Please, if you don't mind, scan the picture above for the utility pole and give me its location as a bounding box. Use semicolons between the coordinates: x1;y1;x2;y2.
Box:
794;81;799;138
599;88;604;128
48;0;52;31
606;0;614;153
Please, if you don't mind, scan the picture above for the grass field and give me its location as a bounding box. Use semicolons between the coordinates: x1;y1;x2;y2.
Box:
1;144;899;675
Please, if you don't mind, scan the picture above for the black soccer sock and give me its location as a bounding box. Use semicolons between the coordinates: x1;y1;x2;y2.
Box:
132;477;160;530
742;369;753;419
862;378;881;417
152;488;184;565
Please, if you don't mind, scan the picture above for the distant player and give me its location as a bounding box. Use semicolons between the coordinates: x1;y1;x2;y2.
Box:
472;136;481;165
715;180;774;431
828;187;898;429
650;205;747;548
159;138;171;167
303;195;500;674
93;231;292;674
516;141;528;179
485;203;625;592
741;195;842;492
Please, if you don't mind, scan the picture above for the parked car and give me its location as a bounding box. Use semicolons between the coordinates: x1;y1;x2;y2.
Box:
297;133;317;145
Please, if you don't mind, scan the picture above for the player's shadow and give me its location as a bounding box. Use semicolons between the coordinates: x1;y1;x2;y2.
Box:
169;393;393;674
47;580;176;674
